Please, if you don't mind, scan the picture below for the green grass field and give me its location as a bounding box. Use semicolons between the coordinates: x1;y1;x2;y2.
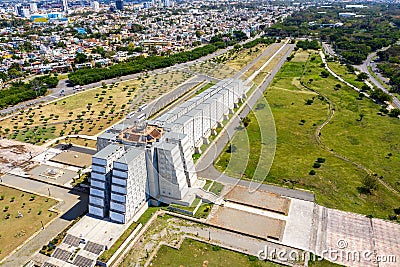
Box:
0;185;58;260
150;238;279;267
215;50;400;219
326;61;366;89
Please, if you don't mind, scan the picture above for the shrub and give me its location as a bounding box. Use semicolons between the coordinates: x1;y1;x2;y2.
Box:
317;158;326;163
309;170;316;175
248;255;258;261
313;162;321;168
305;99;313;105
361;174;378;194
394;207;400;215
212;245;221;251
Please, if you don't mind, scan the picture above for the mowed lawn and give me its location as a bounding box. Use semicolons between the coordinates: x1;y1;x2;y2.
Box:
0;185;58;260
150;238;279;267
215;50;400;219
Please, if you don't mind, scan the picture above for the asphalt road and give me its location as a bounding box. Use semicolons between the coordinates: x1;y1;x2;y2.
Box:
355;52;400;109
322;42;336;57
195;43;314;202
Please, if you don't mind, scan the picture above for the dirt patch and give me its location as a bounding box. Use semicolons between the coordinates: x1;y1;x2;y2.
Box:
0;139;46;173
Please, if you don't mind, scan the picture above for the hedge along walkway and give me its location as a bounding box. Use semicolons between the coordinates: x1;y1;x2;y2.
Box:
306;52;400;198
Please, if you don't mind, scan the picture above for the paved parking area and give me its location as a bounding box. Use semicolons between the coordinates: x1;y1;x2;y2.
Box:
282;198;315;251
28;164;76;185
50;151;92;168
67;215;128;248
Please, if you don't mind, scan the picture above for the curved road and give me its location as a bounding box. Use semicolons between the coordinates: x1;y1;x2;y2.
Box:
355;52;400;109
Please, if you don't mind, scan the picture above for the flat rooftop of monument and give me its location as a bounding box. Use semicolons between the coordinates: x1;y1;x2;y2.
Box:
93;144;121;160
119;125;164;144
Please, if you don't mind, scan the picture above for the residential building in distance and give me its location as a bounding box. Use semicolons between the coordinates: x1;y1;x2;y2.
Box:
62;0;68;13
91;1;100;12
116;0;124;11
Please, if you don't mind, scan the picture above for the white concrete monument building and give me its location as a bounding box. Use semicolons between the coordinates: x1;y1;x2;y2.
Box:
89;78;249;223
109;148;147;223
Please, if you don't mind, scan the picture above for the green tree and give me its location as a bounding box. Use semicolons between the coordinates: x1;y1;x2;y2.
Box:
389;108;400;118
357;72;369;81
361;174;378;194
241;117;251;128
320;70;329;78
75;52;88;64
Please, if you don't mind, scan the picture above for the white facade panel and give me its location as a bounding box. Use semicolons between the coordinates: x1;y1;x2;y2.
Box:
89;205;104;217
92;165;106;174
89;196;104;206
90;188;105;198
92;157;106;166
112;169;128;179
113;177;127;187
111;193;126;203
112;185;127;195
110;201;126;212
91;180;105;189
110;211;125;223
113;162;128;171
91;172;106;181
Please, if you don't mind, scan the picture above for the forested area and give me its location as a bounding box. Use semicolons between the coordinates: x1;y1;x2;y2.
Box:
0;75;58;109
296;39;320;50
242;37;275;49
377;46;400;93
266;4;400;64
